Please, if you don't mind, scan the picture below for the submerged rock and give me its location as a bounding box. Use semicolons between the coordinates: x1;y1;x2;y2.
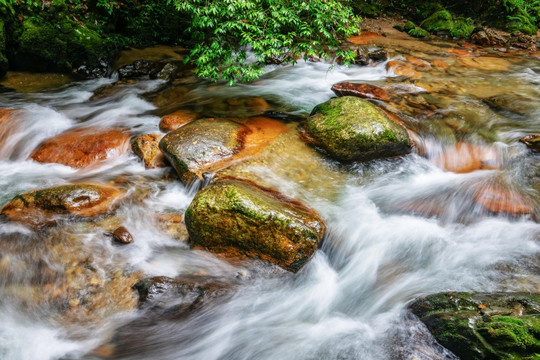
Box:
456;57;510;72
133;275;236;312
31;127;130;168
431;142;501;173
386;60;422;79
409;292;540;360
303;96;410;162
0;184;125;227
153;214;189;242
484;94;534;116
0;108;17;154
159;110;198;132
185;178;326;272
131;133;167;169
160;117;287;183
474;182;534;218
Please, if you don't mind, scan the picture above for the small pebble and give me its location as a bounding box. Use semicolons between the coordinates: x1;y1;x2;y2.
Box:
112;226;133;244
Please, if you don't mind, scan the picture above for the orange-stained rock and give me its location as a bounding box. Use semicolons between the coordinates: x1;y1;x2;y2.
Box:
131;133;167;169
159;117;288;183
386;61;421;79
30;128;130;168
0;183;125;227
432;59;450;70
456;57;510;71
406;56;431;71
241;116;289;156
448;48;473;56
331;82;392;102
347;31;382;45
431;142;501;173
159;110;198;132
244;97;270;112
460;43;477;50
474;183;533;217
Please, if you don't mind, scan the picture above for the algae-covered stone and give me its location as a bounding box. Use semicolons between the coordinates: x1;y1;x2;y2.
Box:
185;178;326;272
408;27;430;38
304;96;410;162
1;183;125;227
421;10;474;38
159;119;245;183
409;292;540;359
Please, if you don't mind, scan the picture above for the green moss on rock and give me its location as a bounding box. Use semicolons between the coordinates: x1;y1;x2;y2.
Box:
408;27;430;38
410;292;540;359
421;10;474;38
304;96;410;162
185;178;326;272
13;5;113;77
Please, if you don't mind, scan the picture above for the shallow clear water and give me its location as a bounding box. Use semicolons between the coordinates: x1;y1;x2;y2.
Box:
0;51;539;360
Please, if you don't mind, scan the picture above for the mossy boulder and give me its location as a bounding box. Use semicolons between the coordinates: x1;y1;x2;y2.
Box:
408;27;431;38
303;96;410;162
185;178;326;272
0;183;125;227
409;292;540;359
0;19;7;78
421;10;475;38
12;3;114;77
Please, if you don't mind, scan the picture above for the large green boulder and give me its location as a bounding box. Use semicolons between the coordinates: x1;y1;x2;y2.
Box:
159;119;245;184
185;178;326;272
12;1;113;77
409;292;540;359
303;96;410;162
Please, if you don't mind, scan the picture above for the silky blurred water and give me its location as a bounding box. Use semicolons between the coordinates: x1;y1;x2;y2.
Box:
0;55;539;360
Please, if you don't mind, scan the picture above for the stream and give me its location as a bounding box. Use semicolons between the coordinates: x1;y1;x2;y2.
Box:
0;37;539;360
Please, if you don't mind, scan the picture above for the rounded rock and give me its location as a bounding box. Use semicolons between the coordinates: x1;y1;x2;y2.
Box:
303;96;410;162
185;178;326;272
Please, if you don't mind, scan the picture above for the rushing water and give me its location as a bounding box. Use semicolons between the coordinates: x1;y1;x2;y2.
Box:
0;43;539;360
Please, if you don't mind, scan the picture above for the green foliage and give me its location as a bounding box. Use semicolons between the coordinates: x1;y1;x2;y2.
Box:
0;0;40;15
170;0;360;85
